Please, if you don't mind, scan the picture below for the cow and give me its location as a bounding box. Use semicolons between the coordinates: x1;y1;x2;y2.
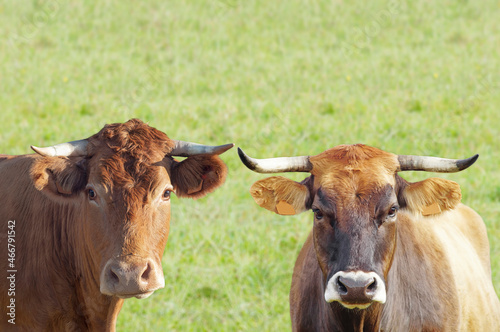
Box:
238;144;500;331
0;119;233;331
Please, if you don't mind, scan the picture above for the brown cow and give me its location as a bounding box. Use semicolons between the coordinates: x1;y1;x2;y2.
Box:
0;119;233;331
239;144;500;331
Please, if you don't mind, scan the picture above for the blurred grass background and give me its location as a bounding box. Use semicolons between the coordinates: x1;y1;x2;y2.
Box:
1;0;499;330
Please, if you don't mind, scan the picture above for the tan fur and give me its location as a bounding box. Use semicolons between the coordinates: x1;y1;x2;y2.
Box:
250;176;309;215
403;178;462;215
382;211;460;331
432;205;500;331
310;144;399;184
245;144;500;331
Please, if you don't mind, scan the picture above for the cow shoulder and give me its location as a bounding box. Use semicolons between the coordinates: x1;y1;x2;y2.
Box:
449;204;492;273
431;206;500;330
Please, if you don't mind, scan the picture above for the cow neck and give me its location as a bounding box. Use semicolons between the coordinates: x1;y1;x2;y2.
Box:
73;210;122;330
379;214;459;330
72;277;118;330
328;302;383;332
106;298;125;332
45;199;118;329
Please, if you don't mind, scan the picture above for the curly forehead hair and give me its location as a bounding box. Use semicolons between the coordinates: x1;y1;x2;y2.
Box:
96;119;174;162
90;119;175;214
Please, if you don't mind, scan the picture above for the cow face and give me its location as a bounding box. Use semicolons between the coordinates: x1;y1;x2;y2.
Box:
240;144;472;310
30;119;232;299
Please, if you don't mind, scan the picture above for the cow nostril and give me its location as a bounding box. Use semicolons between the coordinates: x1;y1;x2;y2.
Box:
367;278;377;294
109;269;119;284
337;278;348;295
141;262;152;281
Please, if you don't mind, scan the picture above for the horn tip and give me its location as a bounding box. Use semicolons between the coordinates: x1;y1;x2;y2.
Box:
457;154;479;171
217;143;234;154
31;145;53;157
237;147;256;171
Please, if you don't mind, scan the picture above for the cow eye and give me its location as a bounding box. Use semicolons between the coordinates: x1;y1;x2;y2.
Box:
88;189;96;200
313;208;324;220
163;189;171;200
388;206;398;218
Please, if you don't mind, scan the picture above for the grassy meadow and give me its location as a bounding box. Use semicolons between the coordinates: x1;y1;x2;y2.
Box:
1;0;499;330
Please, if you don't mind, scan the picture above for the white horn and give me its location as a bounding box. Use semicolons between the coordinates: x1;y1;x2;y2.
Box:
31;139;89;157
238;147;313;173
397;154;479;173
171;140;234;157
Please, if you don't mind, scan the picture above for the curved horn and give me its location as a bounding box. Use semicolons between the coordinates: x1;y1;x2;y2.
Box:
238;147;313;173
397;154;479;173
171;140;234;157
31;139;89;157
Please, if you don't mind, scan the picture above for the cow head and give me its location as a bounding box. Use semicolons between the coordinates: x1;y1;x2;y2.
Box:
29;119;233;299
239;144;477;309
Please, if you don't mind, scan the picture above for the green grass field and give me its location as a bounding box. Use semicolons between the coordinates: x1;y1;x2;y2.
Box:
1;0;499;330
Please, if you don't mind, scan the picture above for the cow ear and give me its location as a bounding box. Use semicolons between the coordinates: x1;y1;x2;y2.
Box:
171;154;228;199
31;157;87;198
249;176;311;215
396;175;462;216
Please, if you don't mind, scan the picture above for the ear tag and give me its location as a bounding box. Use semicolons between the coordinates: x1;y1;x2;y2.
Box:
422;202;441;216
276;200;296;215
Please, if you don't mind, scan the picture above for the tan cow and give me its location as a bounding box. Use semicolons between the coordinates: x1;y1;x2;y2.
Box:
0;119;233;331
239;144;500;331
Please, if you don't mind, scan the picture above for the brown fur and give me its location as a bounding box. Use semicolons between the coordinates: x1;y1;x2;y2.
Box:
87;119;175;218
0;119;230;331
172;154;228;199
248;144;500;331
31;157;88;197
